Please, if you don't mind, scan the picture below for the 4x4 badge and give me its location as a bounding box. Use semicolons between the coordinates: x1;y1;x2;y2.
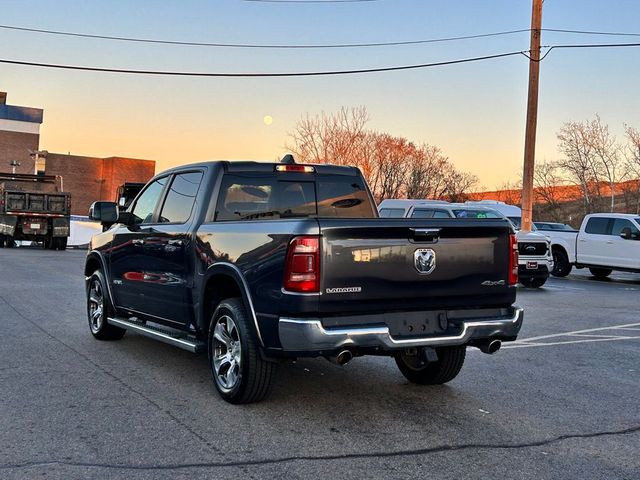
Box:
414;248;436;275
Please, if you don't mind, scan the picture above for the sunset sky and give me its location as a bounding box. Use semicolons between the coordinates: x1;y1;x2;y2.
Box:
2;0;639;189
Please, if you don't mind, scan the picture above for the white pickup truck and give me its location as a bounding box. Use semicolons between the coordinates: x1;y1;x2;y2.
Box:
543;213;640;278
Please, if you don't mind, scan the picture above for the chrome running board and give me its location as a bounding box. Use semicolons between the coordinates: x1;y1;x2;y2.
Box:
107;317;205;353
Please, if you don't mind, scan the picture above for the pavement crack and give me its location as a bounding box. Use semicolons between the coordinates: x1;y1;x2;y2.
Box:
1;425;638;471
0;294;214;450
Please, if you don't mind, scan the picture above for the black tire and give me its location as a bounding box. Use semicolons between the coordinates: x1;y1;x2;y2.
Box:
0;234;4;248
395;346;466;385
520;276;547;288
53;237;67;250
44;235;53;250
551;248;572;277
86;270;126;340
589;267;612;279
208;298;275;404
5;237;15;248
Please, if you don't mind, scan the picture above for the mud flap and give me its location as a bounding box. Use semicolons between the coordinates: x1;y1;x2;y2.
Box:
52;217;70;237
0;215;17;236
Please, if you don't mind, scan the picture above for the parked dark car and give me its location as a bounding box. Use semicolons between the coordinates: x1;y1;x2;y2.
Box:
85;159;523;403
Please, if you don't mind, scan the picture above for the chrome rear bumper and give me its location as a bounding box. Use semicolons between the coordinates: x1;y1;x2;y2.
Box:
278;307;523;352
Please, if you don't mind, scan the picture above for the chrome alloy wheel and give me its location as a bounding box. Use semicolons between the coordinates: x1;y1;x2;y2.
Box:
87;278;104;334
212;315;242;392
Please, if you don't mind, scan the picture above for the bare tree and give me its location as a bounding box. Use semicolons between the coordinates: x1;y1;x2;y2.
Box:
444;170;479;203
494;180;522;205
287;106;369;167
288;106;479;203
556;120;603;214
584;116;626;212
404;144;450;199
624;125;640;213
534;161;567;221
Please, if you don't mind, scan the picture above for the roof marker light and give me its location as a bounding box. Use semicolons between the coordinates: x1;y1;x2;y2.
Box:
275;165;315;173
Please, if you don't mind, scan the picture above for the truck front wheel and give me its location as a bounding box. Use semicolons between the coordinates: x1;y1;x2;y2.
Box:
551;249;572;277
208;298;276;404
86;270;126;340
394;346;466;385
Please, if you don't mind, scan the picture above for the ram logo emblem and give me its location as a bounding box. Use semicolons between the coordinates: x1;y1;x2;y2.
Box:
414;248;436;275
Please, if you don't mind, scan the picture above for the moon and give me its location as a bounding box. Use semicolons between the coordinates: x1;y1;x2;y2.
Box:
263;115;273;126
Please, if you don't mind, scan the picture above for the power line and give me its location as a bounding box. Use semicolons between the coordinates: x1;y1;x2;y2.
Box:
0;50;528;77
0;42;638;78
0;24;531;49
533;42;640;61
543;28;640;37
3;22;640;50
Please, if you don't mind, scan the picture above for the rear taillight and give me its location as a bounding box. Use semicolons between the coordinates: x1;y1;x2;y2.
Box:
508;234;519;286
284;236;320;293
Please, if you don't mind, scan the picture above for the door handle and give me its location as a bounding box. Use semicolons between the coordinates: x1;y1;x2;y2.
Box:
606;241;614;244
132;239;145;245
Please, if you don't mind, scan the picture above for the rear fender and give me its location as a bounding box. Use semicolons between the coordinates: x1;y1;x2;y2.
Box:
199;262;264;347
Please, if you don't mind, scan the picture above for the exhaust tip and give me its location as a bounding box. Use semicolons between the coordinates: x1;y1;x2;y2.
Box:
477;339;502;355
486;340;502;354
327;350;353;366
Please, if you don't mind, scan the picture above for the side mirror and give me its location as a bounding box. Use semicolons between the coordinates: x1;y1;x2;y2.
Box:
89;201;119;224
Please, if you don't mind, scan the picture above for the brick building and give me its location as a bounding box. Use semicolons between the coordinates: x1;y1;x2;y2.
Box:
0;92;155;215
0;91;43;174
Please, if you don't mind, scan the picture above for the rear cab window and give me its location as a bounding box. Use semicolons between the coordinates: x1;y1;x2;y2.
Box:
214;172;375;221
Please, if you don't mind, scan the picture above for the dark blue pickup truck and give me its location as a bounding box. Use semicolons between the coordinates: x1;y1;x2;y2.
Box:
86;158;523;403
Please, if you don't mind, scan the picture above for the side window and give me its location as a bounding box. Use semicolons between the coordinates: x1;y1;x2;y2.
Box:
411;209;435;218
131;178;167;225
433;210;452;218
159;172;203;224
584;217;610;235
379;208;406;218
611;218;639;236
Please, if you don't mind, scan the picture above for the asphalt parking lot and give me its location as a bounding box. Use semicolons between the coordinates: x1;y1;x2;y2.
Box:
0;248;638;479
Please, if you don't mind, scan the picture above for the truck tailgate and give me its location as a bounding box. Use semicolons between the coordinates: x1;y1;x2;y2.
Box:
318;218;516;315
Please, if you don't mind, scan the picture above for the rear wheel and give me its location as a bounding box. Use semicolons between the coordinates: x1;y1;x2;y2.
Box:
551;249;572;277
208;298;275;404
86;270;126;340
589;267;612;279
53;237;67;250
395;346;466;385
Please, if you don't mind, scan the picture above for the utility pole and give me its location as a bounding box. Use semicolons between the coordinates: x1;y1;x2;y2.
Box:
521;0;543;231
